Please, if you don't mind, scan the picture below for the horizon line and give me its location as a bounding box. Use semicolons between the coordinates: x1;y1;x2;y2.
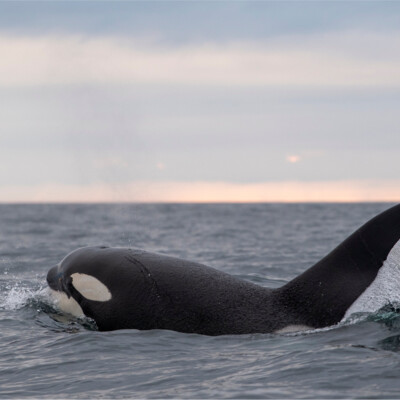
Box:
1;180;399;203
0;200;397;205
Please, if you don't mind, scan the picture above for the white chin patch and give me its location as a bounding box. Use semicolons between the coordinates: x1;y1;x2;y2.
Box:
343;238;400;320
48;288;85;318
71;273;112;302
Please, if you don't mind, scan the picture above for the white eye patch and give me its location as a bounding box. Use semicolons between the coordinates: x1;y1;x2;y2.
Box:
71;273;112;302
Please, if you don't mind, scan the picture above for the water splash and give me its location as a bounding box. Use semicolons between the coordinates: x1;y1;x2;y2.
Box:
0;283;49;311
343;238;400;319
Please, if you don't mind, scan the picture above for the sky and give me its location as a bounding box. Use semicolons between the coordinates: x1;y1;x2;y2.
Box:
0;1;399;202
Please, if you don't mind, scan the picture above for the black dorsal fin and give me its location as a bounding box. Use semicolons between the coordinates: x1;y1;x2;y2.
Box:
276;203;400;328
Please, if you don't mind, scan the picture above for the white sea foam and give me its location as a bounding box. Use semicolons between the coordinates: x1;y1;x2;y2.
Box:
0;284;49;311
343;238;400;321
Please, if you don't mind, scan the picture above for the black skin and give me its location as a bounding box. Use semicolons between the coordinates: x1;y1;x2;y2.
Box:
47;203;400;335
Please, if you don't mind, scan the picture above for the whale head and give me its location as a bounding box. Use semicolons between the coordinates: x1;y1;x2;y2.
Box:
47;246;115;325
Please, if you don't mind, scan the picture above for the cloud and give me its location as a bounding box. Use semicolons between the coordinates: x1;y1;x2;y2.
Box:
92;156;128;169
0;31;400;88
1;180;399;203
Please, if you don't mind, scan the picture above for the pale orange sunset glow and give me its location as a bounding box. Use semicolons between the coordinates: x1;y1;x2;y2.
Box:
1;180;399;203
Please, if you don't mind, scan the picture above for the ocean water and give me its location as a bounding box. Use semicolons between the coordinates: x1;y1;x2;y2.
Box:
1;202;400;399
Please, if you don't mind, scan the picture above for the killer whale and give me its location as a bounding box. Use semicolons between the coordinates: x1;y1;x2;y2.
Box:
47;204;400;335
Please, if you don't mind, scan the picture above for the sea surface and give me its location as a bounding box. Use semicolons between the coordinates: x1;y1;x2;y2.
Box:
1;202;400;399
